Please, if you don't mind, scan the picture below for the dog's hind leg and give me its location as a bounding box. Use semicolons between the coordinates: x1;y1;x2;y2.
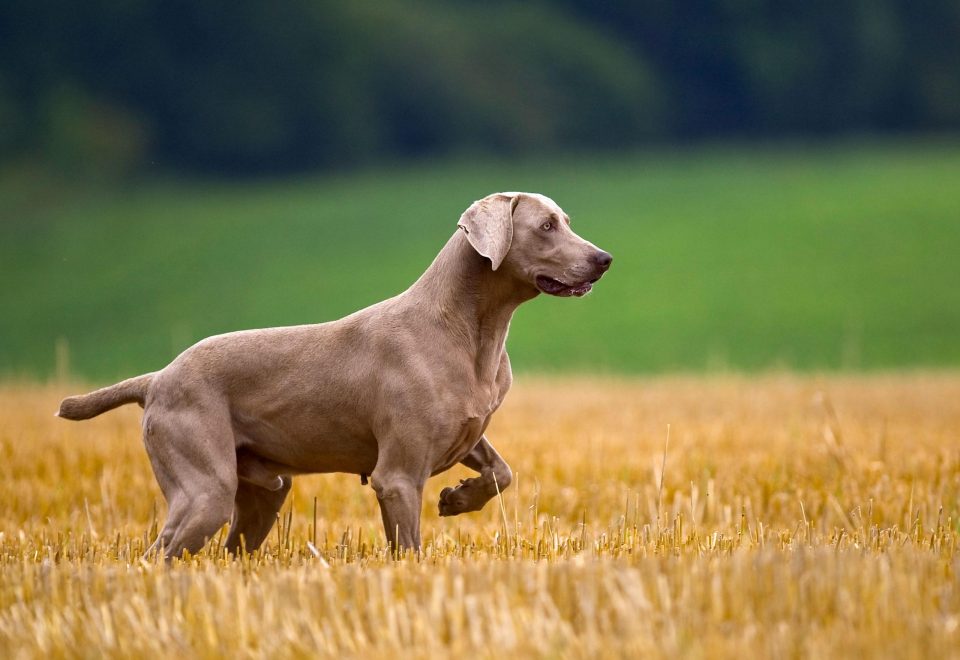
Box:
141;403;238;561
224;477;292;555
438;435;512;516
161;490;236;559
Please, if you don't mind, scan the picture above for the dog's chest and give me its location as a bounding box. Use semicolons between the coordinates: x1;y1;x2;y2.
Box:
432;414;489;474
457;369;509;422
431;379;507;471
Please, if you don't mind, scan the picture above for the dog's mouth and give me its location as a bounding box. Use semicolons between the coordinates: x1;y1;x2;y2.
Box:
535;275;599;297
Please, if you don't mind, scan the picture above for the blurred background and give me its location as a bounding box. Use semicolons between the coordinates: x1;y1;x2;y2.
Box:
1;0;959;379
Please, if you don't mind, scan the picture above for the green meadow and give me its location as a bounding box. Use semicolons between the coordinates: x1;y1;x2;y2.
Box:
3;141;959;380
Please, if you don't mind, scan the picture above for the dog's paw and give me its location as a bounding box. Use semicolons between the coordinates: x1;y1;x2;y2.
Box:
438;479;489;516
438;486;465;517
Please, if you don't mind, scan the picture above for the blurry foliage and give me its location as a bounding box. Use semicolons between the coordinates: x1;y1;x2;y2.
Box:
41;83;149;178
0;0;958;176
557;0;960;136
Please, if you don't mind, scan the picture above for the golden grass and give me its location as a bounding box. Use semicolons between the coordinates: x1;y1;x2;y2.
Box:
1;374;958;658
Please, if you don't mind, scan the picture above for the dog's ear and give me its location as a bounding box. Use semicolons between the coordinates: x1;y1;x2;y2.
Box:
457;193;520;271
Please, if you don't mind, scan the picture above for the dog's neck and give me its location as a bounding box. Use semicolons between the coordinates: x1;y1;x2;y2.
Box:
406;230;538;380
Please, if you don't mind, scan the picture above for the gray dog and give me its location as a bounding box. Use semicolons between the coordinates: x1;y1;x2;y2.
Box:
58;192;612;558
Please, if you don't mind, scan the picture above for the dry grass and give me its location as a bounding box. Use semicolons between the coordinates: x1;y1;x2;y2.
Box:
1;374;958;658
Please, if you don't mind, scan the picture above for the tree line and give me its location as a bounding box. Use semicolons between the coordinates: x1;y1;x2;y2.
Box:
1;0;957;175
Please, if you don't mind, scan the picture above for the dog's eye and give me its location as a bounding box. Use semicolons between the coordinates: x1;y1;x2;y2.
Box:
540;221;553;231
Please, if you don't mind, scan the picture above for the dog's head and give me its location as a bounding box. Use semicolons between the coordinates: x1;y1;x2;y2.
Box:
458;192;612;297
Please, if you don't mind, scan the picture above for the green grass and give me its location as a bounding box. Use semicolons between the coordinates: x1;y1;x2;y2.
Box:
3;140;960;379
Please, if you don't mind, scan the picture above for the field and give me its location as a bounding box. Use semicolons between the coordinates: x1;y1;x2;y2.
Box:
3;141;960;380
3;140;959;657
1;374;958;658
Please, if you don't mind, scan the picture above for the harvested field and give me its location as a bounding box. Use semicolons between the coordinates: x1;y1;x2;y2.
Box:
1;374;958;657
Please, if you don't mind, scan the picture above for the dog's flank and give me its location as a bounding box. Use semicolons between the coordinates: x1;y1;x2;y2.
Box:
57;192;611;560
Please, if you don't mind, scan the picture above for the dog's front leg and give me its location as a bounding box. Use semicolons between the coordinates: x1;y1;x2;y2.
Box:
371;467;426;555
438;435;512;517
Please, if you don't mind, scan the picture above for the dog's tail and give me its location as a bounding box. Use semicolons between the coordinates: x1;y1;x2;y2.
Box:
56;373;155;420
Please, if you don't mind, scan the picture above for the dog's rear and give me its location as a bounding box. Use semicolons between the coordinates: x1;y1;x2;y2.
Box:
57;373;154;420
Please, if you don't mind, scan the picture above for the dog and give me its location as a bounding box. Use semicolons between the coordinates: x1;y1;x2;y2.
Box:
57;192;612;558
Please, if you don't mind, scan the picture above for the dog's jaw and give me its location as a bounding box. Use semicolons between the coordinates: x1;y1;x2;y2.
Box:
535;275;594;297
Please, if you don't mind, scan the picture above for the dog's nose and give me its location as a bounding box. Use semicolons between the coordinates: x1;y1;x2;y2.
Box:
593;250;613;270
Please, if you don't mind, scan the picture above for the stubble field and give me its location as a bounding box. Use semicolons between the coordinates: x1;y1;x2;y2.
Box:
1;374;958;658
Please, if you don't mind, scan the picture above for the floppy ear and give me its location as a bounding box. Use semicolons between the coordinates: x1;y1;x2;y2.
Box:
457;193;519;271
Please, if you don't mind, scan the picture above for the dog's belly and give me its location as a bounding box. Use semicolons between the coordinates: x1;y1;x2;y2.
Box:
232;412;379;476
